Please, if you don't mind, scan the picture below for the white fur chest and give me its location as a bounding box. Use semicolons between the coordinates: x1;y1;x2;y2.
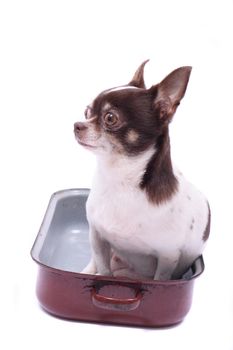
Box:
87;184;154;253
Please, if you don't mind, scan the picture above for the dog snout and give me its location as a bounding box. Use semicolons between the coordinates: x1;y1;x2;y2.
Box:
74;122;88;134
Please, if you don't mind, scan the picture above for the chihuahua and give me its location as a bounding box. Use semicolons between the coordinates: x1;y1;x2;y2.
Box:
74;60;211;280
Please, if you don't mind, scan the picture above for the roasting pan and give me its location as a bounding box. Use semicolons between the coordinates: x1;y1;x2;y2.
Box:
31;189;205;327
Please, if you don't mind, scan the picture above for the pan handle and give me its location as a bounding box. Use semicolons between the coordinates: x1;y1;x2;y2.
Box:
91;287;142;312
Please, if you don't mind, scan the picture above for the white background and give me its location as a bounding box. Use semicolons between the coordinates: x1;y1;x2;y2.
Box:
1;0;233;349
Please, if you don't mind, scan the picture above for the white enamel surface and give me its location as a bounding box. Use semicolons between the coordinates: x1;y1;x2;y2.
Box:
31;189;91;272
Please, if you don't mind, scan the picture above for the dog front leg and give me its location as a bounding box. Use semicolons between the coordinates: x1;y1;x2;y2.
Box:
81;258;97;274
154;254;179;281
89;226;112;276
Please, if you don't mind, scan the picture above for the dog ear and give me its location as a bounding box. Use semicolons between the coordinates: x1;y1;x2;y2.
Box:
129;60;149;88
150;66;192;122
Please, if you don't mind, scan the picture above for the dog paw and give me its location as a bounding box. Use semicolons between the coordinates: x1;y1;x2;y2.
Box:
96;268;113;276
81;259;97;274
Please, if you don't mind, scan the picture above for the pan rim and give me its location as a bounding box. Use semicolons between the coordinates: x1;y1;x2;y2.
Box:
30;188;205;286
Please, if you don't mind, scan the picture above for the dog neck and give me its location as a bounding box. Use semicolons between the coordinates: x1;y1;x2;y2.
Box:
94;131;178;204
95;147;155;189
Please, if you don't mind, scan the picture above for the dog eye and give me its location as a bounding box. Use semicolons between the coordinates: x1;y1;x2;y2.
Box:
104;112;119;126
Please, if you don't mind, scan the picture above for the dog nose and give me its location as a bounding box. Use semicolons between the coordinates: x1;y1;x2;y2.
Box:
74;122;87;133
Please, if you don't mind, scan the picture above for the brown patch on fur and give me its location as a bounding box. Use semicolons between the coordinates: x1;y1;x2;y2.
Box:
140;131;178;204
203;202;211;241
91;88;162;156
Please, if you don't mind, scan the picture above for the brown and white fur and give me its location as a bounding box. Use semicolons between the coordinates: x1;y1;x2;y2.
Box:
74;60;211;280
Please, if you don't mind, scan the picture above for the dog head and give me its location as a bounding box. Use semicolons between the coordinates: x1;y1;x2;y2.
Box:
74;61;191;158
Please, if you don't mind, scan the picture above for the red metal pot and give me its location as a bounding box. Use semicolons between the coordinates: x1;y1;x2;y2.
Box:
31;189;204;327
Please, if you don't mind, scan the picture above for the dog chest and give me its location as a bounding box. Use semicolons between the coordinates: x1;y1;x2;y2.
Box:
86;186;185;254
87;188;146;238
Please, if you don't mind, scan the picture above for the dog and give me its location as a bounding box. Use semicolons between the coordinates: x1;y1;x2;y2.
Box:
74;60;211;280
